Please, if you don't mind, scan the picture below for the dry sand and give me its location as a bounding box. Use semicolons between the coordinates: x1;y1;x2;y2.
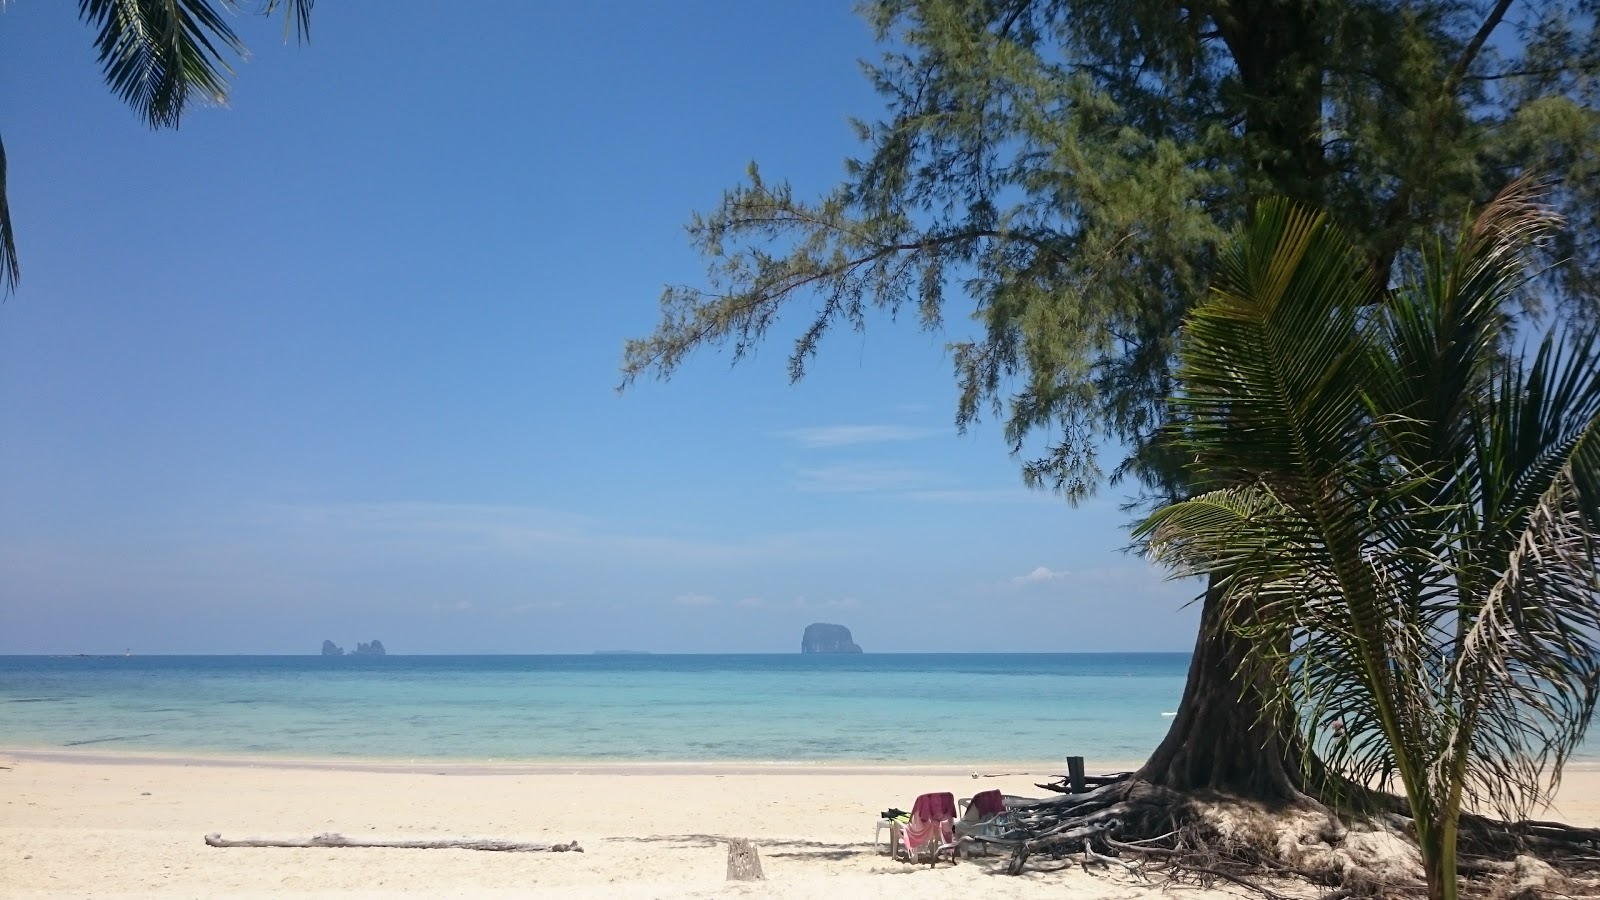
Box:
4;750;1599;899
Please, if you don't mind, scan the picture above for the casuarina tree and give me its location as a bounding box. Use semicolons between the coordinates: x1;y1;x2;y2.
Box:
623;0;1600;802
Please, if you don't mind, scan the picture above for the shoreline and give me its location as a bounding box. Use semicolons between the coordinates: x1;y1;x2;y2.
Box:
0;745;1122;777
8;743;1600;776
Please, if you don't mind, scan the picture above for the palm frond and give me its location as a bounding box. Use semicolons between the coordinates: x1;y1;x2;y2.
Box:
1448;331;1600;821
1145;186;1600;897
262;0;313;43
1369;187;1551;468
78;0;245;129
1174;198;1378;490
0;131;17;294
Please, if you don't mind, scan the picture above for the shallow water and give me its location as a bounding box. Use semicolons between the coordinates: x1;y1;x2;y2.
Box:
0;654;1189;764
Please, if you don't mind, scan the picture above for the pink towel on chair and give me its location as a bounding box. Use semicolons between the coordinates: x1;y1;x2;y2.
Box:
910;792;957;822
901;815;955;855
901;792;957;857
971;789;1005;818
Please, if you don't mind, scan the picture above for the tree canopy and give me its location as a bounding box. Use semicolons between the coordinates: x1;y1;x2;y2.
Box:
623;0;1600;504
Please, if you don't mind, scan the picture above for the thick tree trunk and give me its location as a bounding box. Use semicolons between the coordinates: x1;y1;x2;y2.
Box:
1136;5;1330;805
1134;580;1303;802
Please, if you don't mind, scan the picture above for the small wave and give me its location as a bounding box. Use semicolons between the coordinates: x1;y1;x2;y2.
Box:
64;733;157;747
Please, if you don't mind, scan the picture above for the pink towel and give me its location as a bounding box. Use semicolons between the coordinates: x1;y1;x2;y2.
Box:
971;789;1005;818
910;792;957;821
902;816;954;854
901;792;957;857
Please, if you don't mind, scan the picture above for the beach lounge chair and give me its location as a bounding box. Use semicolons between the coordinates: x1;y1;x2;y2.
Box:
892;792;959;866
954;789;1009;856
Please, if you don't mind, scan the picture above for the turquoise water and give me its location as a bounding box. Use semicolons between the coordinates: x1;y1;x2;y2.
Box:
0;654;1188;764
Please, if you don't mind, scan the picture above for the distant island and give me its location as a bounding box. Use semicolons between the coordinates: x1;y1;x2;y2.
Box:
321;639;387;657
801;623;862;654
593;650;651;655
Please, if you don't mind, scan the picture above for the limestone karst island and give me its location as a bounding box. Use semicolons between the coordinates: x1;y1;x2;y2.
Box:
800;623;861;654
320;640;386;657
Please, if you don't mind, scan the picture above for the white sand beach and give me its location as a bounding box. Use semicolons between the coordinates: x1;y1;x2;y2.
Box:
6;751;1600;899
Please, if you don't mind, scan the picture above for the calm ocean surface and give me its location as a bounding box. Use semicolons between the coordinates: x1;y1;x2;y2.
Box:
0;654;1189;765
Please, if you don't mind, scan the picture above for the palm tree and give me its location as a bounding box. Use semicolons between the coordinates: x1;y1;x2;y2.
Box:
0;0;313;293
1138;187;1600;900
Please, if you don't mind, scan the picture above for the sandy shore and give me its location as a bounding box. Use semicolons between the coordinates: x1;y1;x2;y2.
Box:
5;750;1600;899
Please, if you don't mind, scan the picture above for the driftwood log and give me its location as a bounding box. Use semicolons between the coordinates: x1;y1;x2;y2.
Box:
204;832;581;852
726;838;765;881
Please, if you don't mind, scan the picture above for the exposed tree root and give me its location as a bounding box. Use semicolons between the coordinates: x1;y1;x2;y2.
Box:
974;773;1600;897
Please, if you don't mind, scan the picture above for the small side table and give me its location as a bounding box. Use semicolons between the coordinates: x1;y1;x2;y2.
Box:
875;819;901;855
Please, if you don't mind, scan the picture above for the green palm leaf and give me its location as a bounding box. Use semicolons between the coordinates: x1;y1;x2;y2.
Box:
0;133;17;292
78;0;244;129
1142;185;1600;898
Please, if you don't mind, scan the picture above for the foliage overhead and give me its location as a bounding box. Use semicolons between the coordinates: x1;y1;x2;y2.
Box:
623;0;1600;504
1;0;315;294
1139;187;1600;897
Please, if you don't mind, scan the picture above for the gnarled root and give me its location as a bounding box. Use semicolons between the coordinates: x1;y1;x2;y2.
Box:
982;776;1600;898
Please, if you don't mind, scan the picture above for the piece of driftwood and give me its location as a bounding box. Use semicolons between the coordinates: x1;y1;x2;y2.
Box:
204;832;581;852
726;838;765;881
1036;770;1134;793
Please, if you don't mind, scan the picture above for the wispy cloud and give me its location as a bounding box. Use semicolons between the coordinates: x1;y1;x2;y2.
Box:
1011;566;1070;584
736;595;859;611
513;600;566;612
433;599;567;614
263;501;846;567
905;488;1053;504
795;464;936;493
776;424;939;448
672;593;717;607
791;472;1051;503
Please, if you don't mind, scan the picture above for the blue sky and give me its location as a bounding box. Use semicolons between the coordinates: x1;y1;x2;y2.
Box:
0;1;1198;654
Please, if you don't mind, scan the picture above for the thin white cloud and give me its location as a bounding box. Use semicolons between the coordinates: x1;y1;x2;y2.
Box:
672;593;717;607
795;464;935;493
1011;566;1070;584
904;489;1053;504
736;595;858;611
263;501;848;567
776;425;939;448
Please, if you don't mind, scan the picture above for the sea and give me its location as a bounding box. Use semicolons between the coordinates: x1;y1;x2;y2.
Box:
0;654;1189;766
